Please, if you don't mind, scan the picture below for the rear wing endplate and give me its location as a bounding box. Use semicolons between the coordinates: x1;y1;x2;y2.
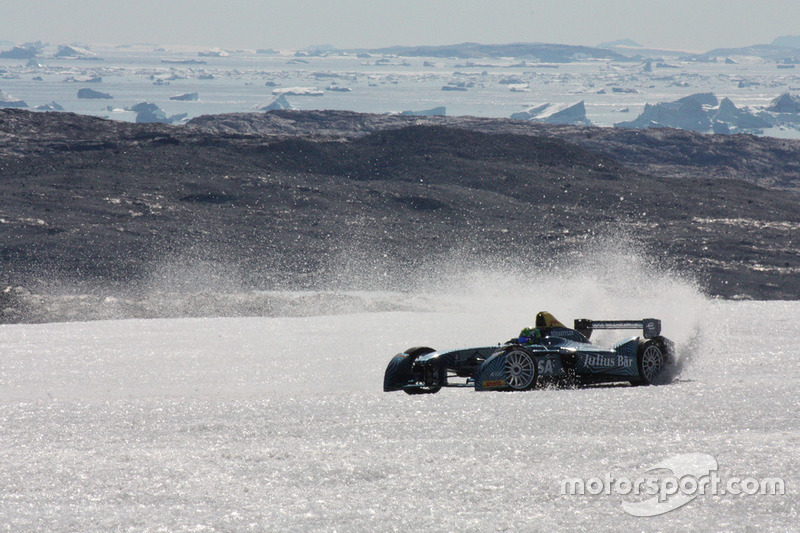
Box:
574;318;661;340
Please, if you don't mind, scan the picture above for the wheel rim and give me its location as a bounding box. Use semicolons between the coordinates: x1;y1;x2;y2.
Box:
641;345;664;382
505;350;535;390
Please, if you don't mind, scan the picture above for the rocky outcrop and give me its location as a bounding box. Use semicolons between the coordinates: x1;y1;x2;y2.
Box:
771;36;800;49
2;108;800;309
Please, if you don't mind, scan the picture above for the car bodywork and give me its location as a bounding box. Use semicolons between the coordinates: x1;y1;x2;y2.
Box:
384;311;674;394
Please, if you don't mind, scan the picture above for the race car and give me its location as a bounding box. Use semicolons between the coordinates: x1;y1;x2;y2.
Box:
383;311;674;394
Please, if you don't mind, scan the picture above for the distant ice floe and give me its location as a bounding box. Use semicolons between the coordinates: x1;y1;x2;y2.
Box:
272;86;324;97
198;49;229;58
507;84;531;93
401;106;446;116
64;75;102;83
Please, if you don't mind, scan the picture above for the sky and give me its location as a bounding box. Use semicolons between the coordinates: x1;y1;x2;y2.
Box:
1;0;799;52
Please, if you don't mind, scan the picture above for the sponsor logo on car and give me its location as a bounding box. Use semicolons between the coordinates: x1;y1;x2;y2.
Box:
482;379;506;388
584;353;634;368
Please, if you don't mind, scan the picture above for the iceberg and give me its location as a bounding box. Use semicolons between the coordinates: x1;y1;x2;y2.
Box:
54;45;99;60
615;93;716;131
510;101;590;125
0;46;38;59
675;92;718;107
169;92;199;101
711;98;774;130
35;101;64;111
77;88;112;99
126;102;186;124
766;92;800;113
257;94;295;111
510;103;550;121
541;101;590;125
0;90;27;108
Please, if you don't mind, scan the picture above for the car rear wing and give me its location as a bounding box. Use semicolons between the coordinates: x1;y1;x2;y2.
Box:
574;318;661;340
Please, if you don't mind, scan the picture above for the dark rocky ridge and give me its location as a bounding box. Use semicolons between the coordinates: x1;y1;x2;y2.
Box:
1;109;799;322
189;110;800;193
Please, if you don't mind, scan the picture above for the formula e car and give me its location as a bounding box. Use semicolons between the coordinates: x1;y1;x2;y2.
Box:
383;311;674;394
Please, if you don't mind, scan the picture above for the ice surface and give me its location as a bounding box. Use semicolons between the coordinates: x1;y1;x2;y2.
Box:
1;265;798;530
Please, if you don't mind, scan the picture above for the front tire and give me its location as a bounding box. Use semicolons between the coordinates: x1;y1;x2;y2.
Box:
401;347;442;395
504;346;538;391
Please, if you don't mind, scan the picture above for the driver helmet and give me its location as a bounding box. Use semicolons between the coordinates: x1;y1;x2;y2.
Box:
518;327;541;344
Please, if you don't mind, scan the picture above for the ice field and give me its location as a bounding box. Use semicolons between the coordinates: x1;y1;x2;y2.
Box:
3;44;800;138
1;256;799;532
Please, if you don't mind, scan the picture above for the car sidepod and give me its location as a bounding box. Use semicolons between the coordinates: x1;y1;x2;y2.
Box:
474;348;509;391
475;345;556;391
574;338;640;379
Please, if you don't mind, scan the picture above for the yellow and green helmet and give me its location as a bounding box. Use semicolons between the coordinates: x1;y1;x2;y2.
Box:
518;327;541;344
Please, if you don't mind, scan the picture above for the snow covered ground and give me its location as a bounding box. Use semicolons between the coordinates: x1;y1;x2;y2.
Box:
1;260;798;531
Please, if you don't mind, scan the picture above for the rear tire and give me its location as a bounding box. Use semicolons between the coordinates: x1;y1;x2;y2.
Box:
504;346;538;391
637;341;666;385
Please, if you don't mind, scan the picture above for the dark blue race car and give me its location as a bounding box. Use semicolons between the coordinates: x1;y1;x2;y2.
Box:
384;312;674;394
